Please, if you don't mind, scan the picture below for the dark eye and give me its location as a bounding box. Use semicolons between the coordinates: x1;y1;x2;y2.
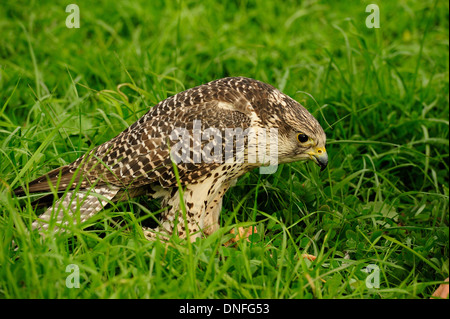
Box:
297;133;309;143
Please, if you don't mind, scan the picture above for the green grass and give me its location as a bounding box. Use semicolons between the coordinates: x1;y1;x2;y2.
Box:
0;0;448;298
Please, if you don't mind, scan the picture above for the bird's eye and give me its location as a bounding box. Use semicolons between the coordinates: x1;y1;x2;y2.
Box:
297;133;309;143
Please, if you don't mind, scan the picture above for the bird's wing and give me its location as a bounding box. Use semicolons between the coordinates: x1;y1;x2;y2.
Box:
85;99;253;188
17;79;256;195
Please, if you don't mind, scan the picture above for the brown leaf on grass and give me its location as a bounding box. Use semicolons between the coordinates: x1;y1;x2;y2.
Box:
431;278;449;299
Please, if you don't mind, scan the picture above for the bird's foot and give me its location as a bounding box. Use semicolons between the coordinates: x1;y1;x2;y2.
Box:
224;226;258;246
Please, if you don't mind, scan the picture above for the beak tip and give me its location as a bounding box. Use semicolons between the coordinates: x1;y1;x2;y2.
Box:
314;152;328;172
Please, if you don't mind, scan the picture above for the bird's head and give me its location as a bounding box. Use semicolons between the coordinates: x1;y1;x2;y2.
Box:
265;90;328;171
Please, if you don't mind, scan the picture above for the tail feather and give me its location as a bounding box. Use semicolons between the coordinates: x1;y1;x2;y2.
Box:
14;165;154;236
32;184;120;233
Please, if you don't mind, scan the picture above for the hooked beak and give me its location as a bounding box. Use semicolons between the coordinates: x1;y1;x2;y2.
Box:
309;147;328;171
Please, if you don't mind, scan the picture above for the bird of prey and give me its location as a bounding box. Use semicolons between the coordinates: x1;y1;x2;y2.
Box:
14;77;328;241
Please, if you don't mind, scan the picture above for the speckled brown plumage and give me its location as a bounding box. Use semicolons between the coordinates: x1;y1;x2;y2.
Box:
14;77;328;241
